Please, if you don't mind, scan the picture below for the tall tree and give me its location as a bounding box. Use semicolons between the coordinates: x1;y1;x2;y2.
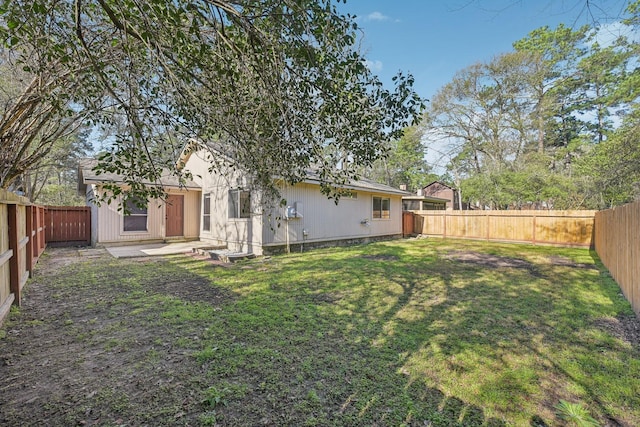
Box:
0;48;87;190
576;111;640;208
24;130;92;205
574;0;640;208
1;0;423;204
424;51;536;177
365;125;435;191
426;5;640;210
513;24;590;154
574;40;632;143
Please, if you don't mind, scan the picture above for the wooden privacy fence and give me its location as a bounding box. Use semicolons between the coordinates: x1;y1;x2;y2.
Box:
594;200;640;317
409;210;597;247
1;189;46;323
45;206;91;246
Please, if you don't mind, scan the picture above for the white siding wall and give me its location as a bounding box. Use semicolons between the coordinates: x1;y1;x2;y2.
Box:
92;185;200;244
183;149;403;254
184;151;264;254
94;187;164;243
263;183;403;246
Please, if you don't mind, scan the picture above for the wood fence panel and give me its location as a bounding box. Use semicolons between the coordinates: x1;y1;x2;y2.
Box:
8;204;28;305
0;190;48;324
531;211;595;246
415;211;444;235
1;190;30;318
17;205;27;290
448;212;488;239
0;199;10;314
26;206;33;277
413;210;596;247
595;201;640;316
45;206;91;245
489;212;535;242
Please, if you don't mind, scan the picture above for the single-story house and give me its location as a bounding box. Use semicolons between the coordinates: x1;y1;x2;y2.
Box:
79;148;410;255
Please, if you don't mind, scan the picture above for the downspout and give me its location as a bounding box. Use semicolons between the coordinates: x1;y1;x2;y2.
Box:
285;217;290;254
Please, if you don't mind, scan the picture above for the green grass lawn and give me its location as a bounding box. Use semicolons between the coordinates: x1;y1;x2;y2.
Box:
4;238;639;426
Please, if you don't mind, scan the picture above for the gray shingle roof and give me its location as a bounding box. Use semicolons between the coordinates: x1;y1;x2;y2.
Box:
79;157;408;197
301;169;410;196
78;159;201;190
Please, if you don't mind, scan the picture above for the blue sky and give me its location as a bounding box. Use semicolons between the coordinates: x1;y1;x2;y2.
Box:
337;0;632;101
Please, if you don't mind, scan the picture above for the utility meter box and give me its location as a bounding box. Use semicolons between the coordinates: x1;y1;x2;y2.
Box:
286;202;303;219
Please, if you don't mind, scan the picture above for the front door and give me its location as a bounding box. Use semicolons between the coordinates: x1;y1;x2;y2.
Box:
166;194;184;237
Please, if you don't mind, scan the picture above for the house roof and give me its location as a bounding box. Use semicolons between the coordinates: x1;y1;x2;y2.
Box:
346;178;412;196
179;140;410;196
82;133;412;199
78;158;201;191
300;169;411;196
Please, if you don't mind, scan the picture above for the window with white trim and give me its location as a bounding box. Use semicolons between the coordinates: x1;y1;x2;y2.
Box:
372;196;390;219
229;189;250;219
123;199;148;232
203;193;211;231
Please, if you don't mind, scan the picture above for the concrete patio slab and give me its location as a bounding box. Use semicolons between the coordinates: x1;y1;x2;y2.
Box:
105;241;214;258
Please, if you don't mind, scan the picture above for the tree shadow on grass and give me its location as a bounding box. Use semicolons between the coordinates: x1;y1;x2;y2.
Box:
195;242;518;424
56;240;634;426
214;239;638;425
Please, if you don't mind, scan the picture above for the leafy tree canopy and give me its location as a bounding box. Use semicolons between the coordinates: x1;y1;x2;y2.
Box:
422;1;639;209
364;125;436;192
0;0;424;204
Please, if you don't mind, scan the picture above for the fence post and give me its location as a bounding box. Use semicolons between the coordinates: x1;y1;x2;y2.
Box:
33;207;40;260
26;205;33;277
39;207;45;254
8;204;21;306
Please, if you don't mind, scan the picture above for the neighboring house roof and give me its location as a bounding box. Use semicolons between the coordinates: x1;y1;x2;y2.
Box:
78;158;201;192
423;180;454;190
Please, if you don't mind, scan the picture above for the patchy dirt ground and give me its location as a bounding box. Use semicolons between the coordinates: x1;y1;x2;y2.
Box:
0;248;234;426
444;250;600;271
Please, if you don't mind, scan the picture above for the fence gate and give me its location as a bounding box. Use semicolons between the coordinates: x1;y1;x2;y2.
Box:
402;211;414;237
45;206;91;246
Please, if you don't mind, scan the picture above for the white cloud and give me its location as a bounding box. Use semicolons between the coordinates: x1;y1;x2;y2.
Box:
364;59;383;72
365;11;389;22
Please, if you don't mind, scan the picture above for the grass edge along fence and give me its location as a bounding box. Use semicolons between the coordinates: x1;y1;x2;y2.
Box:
411;209;597;248
0;189;46;325
594;200;640;317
